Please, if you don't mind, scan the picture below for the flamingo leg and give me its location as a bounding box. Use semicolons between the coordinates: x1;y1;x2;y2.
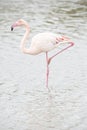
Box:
46;52;49;88
48;42;74;65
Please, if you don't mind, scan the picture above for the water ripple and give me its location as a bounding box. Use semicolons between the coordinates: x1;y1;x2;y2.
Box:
0;0;87;130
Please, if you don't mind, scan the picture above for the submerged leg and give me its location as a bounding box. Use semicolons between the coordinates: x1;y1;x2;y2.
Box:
46;52;49;88
48;42;74;65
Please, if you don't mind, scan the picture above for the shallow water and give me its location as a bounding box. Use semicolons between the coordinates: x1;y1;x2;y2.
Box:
0;0;87;130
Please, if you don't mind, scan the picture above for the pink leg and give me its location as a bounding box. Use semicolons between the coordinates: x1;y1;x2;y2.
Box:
46;52;49;88
45;42;74;88
48;42;74;65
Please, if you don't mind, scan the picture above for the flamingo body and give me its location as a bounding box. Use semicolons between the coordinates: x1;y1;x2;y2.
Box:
11;19;74;88
31;32;61;53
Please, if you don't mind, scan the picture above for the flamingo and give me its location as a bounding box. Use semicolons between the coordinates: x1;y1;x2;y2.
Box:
11;19;74;88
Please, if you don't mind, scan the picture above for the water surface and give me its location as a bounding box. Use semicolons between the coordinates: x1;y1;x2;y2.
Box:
0;0;87;130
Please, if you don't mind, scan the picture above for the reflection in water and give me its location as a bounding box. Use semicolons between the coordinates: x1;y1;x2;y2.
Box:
0;0;87;130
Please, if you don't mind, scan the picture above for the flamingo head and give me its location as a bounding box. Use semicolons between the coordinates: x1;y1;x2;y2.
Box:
11;19;29;31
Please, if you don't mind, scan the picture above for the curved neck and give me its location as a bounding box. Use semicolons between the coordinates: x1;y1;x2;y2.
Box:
20;25;36;55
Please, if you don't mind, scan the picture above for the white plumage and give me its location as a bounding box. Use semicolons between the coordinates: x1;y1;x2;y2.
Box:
11;19;74;88
31;32;62;52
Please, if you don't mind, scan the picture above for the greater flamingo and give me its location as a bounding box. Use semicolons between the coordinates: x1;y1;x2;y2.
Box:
11;19;74;88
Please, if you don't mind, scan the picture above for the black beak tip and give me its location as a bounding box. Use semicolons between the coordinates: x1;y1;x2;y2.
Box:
11;27;14;31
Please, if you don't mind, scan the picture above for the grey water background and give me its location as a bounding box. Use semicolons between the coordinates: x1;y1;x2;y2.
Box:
0;0;87;130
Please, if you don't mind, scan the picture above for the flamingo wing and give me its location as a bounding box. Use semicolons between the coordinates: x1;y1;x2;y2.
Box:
31;32;67;52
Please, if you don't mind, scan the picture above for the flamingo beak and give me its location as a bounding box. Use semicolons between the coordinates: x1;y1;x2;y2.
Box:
11;22;19;31
11;26;14;31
